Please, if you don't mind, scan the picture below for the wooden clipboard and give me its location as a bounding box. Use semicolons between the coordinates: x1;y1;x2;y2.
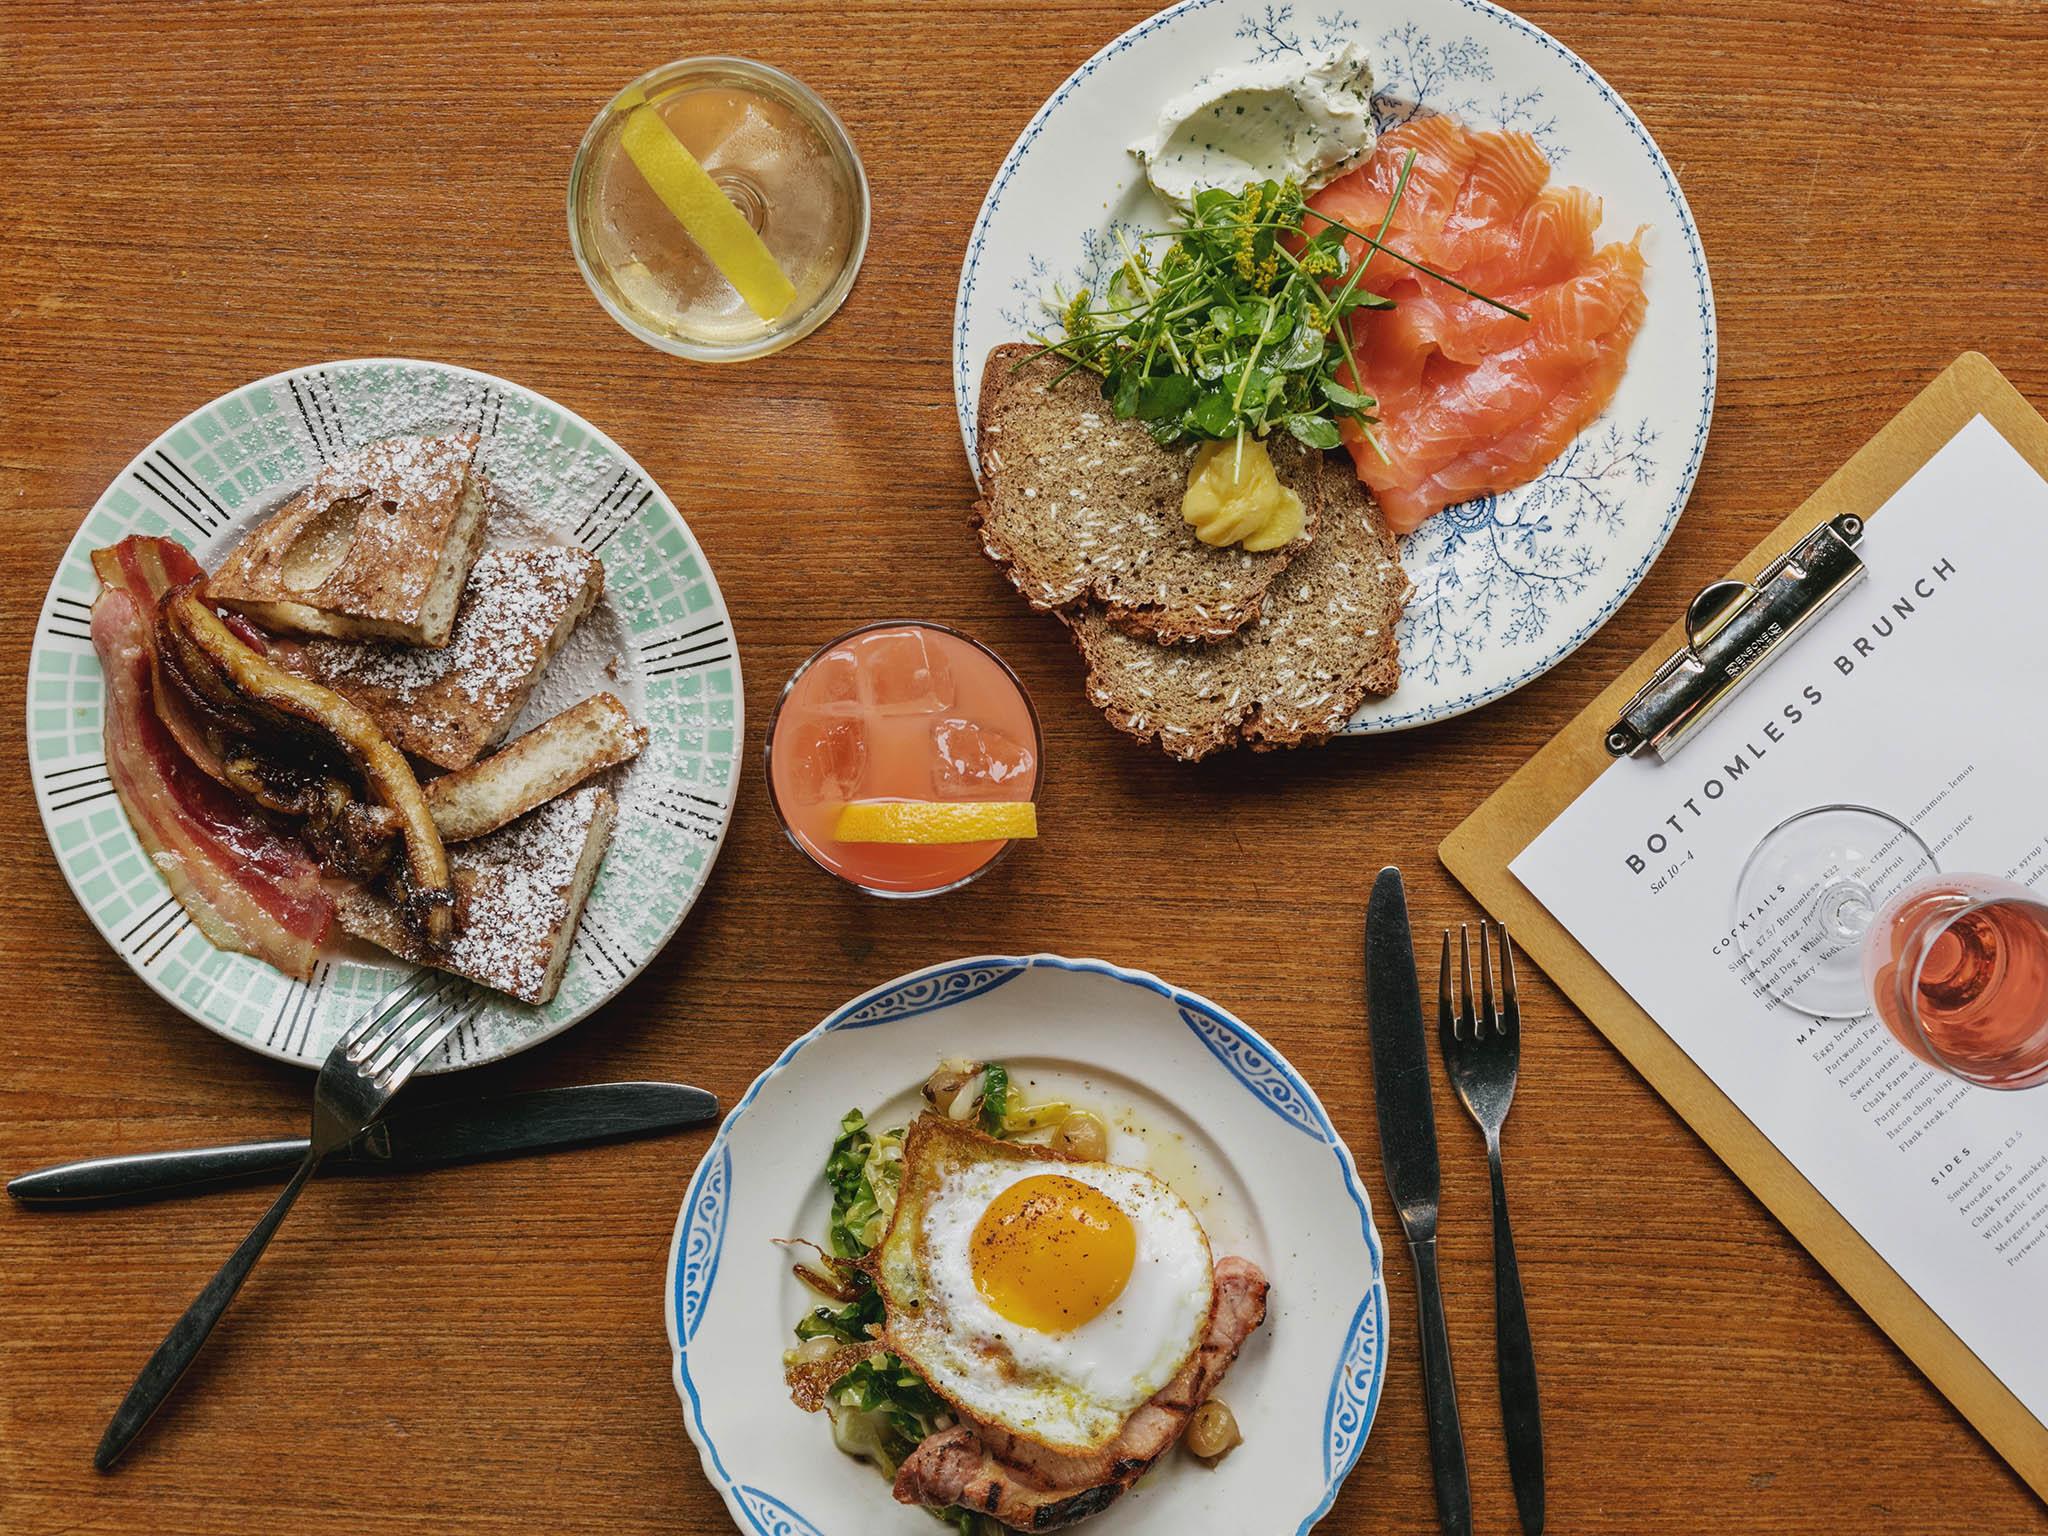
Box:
1440;351;2048;1501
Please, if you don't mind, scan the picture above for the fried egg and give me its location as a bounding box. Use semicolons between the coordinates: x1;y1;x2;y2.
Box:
874;1115;1214;1452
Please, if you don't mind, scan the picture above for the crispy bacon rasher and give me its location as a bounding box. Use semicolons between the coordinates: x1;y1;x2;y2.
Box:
94;537;236;784
89;536;333;979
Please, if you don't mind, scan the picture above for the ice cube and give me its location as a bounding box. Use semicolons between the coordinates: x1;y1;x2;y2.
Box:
784;714;866;804
809;646;863;713
858;628;955;715
932;718;1035;799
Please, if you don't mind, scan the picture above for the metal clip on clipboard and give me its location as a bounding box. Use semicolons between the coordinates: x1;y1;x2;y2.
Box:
1605;513;1868;762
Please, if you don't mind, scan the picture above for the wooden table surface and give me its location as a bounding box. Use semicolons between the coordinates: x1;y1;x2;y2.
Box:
4;1;2046;1531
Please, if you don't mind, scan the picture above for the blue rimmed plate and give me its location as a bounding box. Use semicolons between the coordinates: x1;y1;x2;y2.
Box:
953;0;1716;733
665;954;1389;1535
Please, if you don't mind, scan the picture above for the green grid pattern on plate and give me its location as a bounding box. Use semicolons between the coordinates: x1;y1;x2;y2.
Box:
29;360;742;1071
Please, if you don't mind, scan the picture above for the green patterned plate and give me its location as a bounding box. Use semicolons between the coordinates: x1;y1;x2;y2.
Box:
28;359;742;1071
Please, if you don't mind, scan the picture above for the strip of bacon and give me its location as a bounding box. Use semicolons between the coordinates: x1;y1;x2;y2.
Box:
90;532;277;656
91;535;259;787
894;1257;1271;1529
92;572;333;980
92;534;203;604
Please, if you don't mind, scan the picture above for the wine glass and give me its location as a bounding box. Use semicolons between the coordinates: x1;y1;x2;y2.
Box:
1734;805;2048;1088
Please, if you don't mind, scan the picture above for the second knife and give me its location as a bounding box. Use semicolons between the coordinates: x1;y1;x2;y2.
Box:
1366;866;1471;1536
8;1081;719;1206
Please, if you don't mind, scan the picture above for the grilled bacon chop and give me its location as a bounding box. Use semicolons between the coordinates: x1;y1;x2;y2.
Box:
893;1255;1270;1530
154;584;454;944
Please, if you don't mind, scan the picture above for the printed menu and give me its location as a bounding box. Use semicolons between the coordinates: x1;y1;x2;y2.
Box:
1513;414;2048;1424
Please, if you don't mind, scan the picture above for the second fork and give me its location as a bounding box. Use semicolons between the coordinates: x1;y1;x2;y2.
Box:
94;971;482;1469
1440;922;1545;1536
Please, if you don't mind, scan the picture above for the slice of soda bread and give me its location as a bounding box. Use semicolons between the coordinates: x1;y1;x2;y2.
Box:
207;434;488;647
1067;468;1410;760
972;344;1321;644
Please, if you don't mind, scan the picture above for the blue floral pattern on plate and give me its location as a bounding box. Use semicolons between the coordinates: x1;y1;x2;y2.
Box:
955;0;1716;736
674;1144;729;1346
1180;1004;1332;1143
833;961;1022;1029
734;1488;827;1536
1322;1290;1386;1482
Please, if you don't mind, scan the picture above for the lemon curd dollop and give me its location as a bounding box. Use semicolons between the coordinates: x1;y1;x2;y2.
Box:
969;1172;1137;1332
1181;437;1305;551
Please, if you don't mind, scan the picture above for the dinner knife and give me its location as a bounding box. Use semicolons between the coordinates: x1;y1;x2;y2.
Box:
1366;867;1472;1536
7;1081;718;1207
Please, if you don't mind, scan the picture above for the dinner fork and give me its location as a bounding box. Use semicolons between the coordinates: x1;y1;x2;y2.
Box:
95;971;483;1470
1439;923;1545;1535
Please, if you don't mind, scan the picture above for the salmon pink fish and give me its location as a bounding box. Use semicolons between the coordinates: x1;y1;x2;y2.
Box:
1307;116;1647;533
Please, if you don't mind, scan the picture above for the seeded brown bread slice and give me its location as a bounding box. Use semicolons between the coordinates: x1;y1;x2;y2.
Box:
1068;467;1410;761
972;343;1320;644
282;545;603;771
207;434;489;647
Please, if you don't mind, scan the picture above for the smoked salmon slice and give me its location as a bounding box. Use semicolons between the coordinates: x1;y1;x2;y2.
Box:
1307;117;1647;534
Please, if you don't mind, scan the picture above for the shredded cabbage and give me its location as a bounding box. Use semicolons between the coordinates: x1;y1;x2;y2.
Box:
798;1084;1016;1536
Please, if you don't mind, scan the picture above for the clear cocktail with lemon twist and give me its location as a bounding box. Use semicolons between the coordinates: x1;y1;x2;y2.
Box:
766;624;1042;897
569;57;868;360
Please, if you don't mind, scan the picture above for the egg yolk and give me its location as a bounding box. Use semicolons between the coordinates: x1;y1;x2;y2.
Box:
969;1173;1136;1333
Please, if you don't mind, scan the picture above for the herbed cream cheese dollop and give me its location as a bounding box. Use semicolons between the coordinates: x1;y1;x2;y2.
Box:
1129;42;1377;207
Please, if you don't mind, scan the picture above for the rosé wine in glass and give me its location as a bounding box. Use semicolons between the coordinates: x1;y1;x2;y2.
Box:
765;622;1041;897
1865;876;2048;1090
1736;805;2048;1090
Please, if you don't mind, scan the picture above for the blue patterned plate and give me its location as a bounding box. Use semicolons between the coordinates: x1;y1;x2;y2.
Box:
953;0;1715;732
665;955;1388;1534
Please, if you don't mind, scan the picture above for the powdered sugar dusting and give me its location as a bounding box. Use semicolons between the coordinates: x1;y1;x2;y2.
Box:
153;360;739;1068
307;546;597;710
443;787;606;1002
233;366;694;832
305;433;469;516
212;432;478;616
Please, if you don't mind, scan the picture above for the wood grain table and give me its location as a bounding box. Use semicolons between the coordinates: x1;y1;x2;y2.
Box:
4;2;2045;1531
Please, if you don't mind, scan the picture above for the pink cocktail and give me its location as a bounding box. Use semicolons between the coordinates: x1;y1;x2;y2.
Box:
765;622;1042;896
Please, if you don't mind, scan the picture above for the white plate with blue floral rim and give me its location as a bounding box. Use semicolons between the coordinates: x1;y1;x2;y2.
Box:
665;954;1389;1536
953;0;1716;732
27;358;742;1072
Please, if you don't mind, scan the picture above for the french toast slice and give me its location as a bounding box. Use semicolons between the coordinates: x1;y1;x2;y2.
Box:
285;545;603;771
207;434;489;647
972;344;1321;644
424;692;646;843
337;786;616;1006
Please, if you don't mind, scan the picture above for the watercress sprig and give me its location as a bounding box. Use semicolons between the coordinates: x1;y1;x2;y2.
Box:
1022;153;1526;455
